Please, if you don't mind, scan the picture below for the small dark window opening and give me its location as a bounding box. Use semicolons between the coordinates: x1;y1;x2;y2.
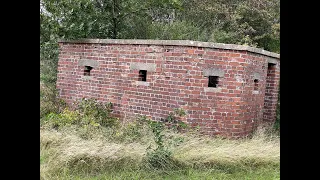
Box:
267;63;276;74
268;63;276;70
84;66;93;76
138;70;147;81
208;76;219;87
254;79;259;90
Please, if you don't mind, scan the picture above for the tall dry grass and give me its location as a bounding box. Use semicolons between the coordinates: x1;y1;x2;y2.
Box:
40;128;147;179
173;126;279;169
40;125;279;179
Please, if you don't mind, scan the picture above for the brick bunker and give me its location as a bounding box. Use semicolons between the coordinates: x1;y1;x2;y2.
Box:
56;39;280;138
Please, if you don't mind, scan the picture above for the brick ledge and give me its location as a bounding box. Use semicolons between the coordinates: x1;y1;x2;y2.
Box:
58;38;280;59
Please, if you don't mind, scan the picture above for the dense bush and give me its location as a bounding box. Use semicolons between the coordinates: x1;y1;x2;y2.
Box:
42;98;119;137
40;83;66;121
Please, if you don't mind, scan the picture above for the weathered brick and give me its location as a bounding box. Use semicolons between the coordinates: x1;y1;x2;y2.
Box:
57;39;280;138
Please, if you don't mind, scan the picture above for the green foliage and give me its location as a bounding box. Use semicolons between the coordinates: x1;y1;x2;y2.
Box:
145;147;176;170
165;108;188;132
146;121;176;169
174;108;187;117
40;155;47;165
148;120;165;149
40;0;181;40
45;109;80;129
41;166;280;180
111;115;152;143
126;115;174;169
146;21;209;41
42;98;119;136
177;0;280;52
76;98;118;127
142;112;188;170
118;122;144;141
41;0;279;48
40;83;66;121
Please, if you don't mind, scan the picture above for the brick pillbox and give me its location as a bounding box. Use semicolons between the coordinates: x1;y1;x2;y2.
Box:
56;39;280;138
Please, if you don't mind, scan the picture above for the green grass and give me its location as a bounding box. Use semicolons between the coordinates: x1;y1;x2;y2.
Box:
40;167;279;180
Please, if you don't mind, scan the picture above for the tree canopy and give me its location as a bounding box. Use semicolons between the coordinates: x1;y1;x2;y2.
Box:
41;0;279;51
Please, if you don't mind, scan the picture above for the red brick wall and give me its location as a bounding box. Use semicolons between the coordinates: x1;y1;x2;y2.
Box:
56;41;280;138
263;61;280;123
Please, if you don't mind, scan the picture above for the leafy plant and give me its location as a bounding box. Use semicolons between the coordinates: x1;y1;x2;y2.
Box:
42;98;119;137
76;98;118;128
132;115;172;169
45;108;80;129
145;146;175;170
112;116;152;143
145;121;174;169
40;83;66;121
165;108;188;132
174;108;187;117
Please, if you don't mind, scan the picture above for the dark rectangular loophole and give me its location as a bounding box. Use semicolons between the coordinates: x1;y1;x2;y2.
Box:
268;63;276;70
208;76;219;87
138;70;147;81
84;66;93;76
254;79;259;90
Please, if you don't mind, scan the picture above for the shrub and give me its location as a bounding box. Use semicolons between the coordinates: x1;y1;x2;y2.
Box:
45;109;80;129
146;21;209;41
164;108;188;132
145;147;176;170
40;83;66;121
42;98;119;138
143;117;182;170
76;98;118;128
112;116;153;143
